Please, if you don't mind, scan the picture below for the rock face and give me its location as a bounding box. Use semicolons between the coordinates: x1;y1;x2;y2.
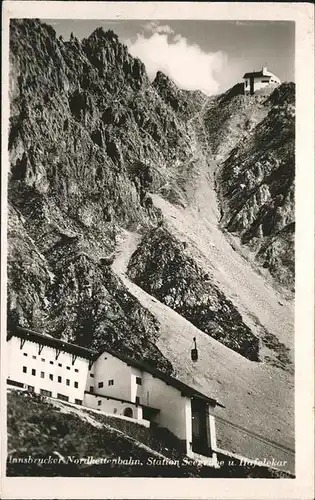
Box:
153;70;207;120
9;19;197;371
8;19;294;373
203;83;295;289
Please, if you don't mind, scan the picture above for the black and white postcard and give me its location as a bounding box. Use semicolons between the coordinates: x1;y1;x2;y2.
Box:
1;2;314;499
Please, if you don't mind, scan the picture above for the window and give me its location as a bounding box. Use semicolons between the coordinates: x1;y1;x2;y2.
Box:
135;396;140;405
32;355;37;360
57;393;69;402
7;379;24;388
104;357;107;360
74;381;78;388
40;371;45;379
98;400;102;406
108;380;114;386
40;389;52;397
58;363;62;367
58;376;62;383
49;374;53;381
50;361;54;365
23;366;27;373
41;358;45;362
66;379;70;386
31;369;36;376
113;408;117;414
98;382;104;388
74;369;79;373
23;353;28;357
66;366;70;370
262;79;270;83
90;373;94;378
136;377;142;386
89;386;94;393
27;385;35;392
75;399;82;405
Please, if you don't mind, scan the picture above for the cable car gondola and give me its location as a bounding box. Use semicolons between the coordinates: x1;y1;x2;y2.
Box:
191;337;198;362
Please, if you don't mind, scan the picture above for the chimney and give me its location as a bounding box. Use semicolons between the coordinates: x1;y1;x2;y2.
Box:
262;65;268;75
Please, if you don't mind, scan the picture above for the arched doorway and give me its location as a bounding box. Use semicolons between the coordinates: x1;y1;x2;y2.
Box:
123;407;133;418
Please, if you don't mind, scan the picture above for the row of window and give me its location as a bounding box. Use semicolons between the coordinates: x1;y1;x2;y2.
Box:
94;377;142;389
92;377;142;390
26;386;82;405
245;79;278;86
22;367;79;387
23;353;79;372
262;79;278;84
97;379;114;388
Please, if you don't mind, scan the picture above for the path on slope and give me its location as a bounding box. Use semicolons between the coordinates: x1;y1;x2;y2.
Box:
111;229;294;471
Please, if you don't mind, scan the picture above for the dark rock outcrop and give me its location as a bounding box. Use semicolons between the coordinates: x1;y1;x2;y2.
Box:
127;227;260;361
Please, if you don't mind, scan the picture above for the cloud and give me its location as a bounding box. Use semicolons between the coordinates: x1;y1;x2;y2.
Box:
143;21;174;35
126;29;227;95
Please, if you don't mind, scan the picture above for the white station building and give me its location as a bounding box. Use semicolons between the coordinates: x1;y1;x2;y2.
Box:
243;66;281;95
7;325;224;465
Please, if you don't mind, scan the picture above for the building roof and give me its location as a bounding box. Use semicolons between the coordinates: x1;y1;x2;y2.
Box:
8;325;224;408
243;71;271;79
8;325;98;360
243;67;279;80
99;347;225;408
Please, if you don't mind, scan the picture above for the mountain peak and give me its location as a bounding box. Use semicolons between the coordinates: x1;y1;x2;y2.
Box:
153;70;179;91
87;27;119;43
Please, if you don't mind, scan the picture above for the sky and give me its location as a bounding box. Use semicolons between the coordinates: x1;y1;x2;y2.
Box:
45;19;295;96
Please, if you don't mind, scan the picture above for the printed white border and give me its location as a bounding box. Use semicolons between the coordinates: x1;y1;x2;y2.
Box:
1;2;314;499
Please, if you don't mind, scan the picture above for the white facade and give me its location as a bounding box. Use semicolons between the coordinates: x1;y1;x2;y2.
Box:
90;352;192;443
7;335;90;404
90;351;218;461
140;371;190;440
7;328;220;464
89;353;190;440
84;392;144;421
243;66;281;95
90;351;135;401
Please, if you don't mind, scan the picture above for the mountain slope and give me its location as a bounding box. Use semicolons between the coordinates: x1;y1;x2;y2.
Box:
7;18;295;472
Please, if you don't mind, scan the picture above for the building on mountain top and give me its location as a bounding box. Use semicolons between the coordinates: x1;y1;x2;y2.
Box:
243;66;281;95
7;325;224;466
